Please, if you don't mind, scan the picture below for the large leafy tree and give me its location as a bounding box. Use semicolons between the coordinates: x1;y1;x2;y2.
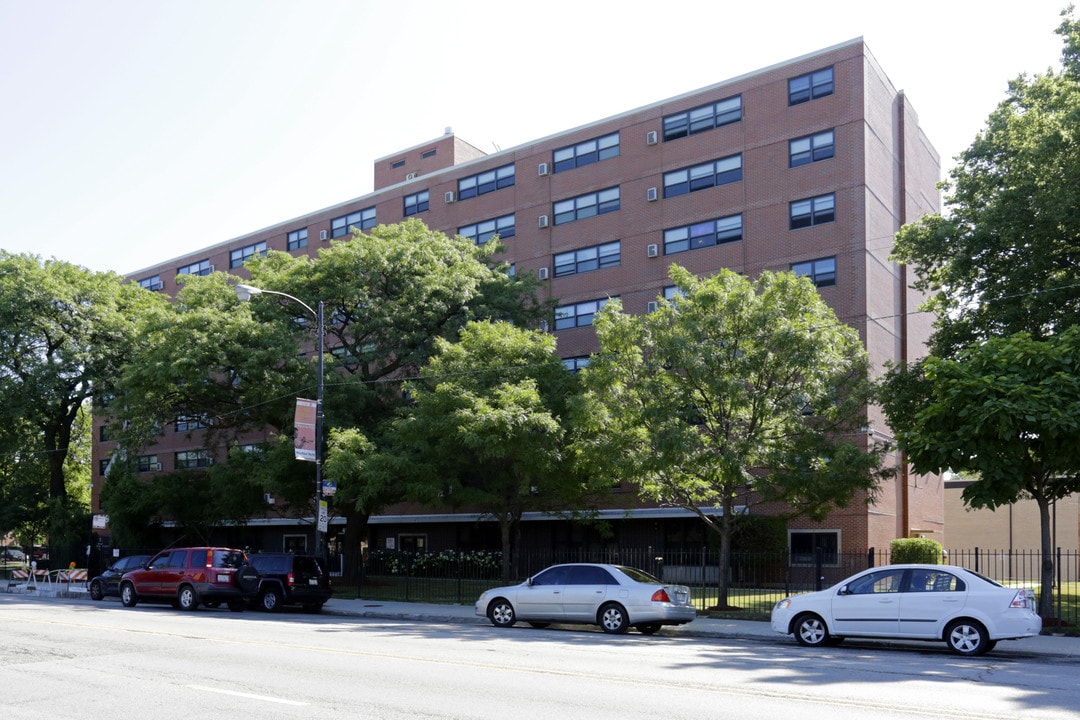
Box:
0;252;163;542
886;10;1080;616
390;320;597;580
107;220;542;574
577;266;889;604
881;330;1080;618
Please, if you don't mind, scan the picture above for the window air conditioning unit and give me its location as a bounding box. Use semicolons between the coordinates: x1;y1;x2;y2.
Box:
538;214;549;228
537;267;549;280
444;191;454;203
646;130;658;145
538;162;549;176
264;492;275;505
647;301;659;313
405;172;416;180
206;265;215;273
320;229;329;241
539;320;549;332
153;463;162;471
646;187;658;202
647;243;659;258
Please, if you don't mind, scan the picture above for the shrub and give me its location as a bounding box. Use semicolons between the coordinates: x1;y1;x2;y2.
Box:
890;537;944;564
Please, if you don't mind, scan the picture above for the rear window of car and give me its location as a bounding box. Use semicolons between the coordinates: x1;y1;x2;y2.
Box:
251;555;289;573
211;550;246;569
616;566;662;584
293;556;322;576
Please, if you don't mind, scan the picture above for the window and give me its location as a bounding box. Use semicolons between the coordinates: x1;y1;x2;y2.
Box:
404;190;429;216
848;569;906;595
331;207;376;238
175;450;212;469
662;95;742;141
562;356;590;373
554;297;611;330
909;569;964;593
391;159;405;169
663;215;742;255
138;275;162;291
98;459;109;476
137;455;159;473
459;214;516;244
553;187;620;225
554;241;620;277
287;228;308;251
458;164;515;200
790;193;835;229
177;259;212;277
663;155;742;198
792;257;837;287
789;66;834;105
230;241;267;269
790;130;835;167
663;286;685;301
789;530;839;566
553;132;620;173
175;415;208;432
421;148;436;158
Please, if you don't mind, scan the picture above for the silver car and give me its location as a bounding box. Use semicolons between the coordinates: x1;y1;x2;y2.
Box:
771;563;1042;655
475;563;696;634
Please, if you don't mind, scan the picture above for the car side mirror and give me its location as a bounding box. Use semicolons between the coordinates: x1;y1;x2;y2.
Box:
838;585;850;595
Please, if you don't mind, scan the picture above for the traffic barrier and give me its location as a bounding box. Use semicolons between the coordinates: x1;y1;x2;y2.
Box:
56;568;89;594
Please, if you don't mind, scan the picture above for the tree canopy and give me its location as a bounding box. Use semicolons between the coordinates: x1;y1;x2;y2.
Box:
577;266;889;603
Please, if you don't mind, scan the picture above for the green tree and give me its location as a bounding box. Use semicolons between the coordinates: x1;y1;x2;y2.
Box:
0;252;162;542
886;10;1080;617
106;220;543;575
881;330;1080;618
892;10;1080;356
577;266;889;605
392;320;594;579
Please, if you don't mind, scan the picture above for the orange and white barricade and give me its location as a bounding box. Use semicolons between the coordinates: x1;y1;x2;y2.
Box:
56;568;89;594
8;568;30;591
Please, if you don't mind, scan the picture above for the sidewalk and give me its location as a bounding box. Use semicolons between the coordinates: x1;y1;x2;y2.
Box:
326;596;1080;660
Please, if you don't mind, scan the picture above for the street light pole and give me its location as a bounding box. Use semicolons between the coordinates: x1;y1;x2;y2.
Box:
234;283;325;560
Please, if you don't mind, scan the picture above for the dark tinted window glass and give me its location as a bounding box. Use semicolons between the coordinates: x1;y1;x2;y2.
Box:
532;566;567;585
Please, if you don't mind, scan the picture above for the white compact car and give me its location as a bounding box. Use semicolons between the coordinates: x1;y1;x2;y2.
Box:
476;563;697;634
771;563;1041;655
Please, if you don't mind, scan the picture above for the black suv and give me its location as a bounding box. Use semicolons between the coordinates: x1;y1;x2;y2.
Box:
249;553;332;613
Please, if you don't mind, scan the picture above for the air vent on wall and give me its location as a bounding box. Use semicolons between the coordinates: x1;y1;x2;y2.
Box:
405;172;416;180
537;267;549;280
538;162;549;176
646;187;658;202
445;191;455;203
646;130;658;145
647;244;659;258
538;214;549;228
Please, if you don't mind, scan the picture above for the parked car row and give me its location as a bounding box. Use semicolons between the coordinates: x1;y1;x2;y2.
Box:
87;547;332;613
77;554;1042;656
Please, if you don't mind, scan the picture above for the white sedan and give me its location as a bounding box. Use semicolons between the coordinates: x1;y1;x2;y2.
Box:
476;563;697;634
771;563;1041;655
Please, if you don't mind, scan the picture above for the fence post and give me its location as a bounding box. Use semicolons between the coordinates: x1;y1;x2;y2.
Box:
974;546;980;574
867;547;875;569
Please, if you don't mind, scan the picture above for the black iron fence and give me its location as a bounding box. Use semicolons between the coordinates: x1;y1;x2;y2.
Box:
356;547;1080;627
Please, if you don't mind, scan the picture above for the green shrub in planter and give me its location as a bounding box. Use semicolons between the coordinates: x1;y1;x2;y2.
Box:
890;537;944;564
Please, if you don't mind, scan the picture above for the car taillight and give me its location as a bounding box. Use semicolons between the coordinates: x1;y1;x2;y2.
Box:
1010;590;1033;609
651;588;671;603
287;572;295;587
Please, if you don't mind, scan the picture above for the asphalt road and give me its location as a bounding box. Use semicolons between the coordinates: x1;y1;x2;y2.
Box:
3;594;1079;719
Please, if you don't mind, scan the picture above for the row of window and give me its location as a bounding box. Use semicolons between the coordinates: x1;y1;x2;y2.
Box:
138;66;836;289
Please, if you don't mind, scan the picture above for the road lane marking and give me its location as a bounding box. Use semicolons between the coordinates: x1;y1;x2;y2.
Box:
187;684;308;706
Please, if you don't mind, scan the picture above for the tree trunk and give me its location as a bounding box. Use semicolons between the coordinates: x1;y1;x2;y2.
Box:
716;498;734;608
1036;495;1055;621
339;503;370;584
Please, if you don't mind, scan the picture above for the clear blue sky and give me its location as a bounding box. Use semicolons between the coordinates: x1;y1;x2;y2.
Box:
0;0;1067;275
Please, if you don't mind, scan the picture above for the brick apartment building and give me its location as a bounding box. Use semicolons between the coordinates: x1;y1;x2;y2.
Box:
94;37;943;565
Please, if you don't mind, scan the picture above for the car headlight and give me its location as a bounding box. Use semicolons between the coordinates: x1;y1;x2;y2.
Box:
775;599;791;610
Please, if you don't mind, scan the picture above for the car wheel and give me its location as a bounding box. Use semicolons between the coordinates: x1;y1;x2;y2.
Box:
259;587;284;612
227;600;245;612
527;622;550;629
89;580;105;601
946;619;991;656
636;623;662;635
487;598;516;628
793;613;830;647
177;585;199;611
598;603;629;634
236;564;260;595
120;582;138;608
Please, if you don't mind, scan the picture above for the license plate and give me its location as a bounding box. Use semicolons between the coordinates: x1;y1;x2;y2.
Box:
217;574;229;583
309;579;318;586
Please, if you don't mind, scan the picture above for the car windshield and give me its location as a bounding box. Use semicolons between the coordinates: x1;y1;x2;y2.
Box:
615;566;661;584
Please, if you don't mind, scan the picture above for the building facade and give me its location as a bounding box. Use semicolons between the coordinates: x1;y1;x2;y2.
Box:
94;38;942;564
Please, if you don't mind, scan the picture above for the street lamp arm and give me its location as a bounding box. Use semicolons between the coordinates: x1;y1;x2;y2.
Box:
234;283;317;319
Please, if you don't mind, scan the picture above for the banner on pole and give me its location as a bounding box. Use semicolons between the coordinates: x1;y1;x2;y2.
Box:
294;398;317;462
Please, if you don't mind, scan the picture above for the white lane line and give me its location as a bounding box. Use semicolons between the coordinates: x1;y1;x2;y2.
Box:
187;684;309;706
